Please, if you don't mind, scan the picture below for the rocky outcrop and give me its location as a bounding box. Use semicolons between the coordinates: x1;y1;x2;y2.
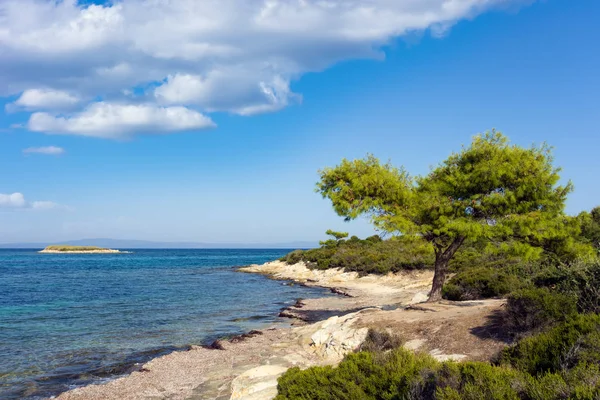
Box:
239;261;434;303
229;309;372;400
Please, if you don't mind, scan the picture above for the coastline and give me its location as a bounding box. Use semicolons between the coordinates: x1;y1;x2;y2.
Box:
55;260;508;400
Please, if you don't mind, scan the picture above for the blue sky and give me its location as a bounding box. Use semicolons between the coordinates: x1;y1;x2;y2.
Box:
0;0;598;244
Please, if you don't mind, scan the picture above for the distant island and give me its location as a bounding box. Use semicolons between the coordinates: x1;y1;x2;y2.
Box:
39;245;122;254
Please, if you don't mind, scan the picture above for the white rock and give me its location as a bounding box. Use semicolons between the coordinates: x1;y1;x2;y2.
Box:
404;339;427;351
409;292;429;304
230;365;289;400
429;349;467;362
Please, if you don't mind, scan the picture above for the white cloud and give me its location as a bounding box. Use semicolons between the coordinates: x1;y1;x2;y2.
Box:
23;146;65;155
9;89;80;112
0;0;534;137
28;102;215;139
0;192;61;210
0;193;26;208
154;72;298;115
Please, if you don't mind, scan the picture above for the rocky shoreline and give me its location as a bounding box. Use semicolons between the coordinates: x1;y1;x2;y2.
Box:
55;261;507;400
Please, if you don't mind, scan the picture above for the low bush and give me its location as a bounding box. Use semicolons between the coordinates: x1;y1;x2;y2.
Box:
358;329;403;354
276;337;600;399
281;236;434;275
533;259;600;314
504;287;577;334
498;313;600;376
275;349;439;400
442;267;525;301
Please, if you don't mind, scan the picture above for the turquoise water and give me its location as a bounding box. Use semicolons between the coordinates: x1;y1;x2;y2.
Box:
0;249;329;399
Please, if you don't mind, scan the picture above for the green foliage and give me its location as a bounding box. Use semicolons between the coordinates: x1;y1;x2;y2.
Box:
276;329;600;400
442;267;525;301
281;249;305;264
275;348;439;400
433;362;526;400
579;206;600;252
533;259;600;314
498;314;600;376
504;288;577;333
536;214;598;263
319;230;350;247
317;131;572;300
281;236;434;275
326;230;349;241
318;131;571;250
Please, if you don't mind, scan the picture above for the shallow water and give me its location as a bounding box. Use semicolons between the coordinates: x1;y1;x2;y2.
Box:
0;249;329;399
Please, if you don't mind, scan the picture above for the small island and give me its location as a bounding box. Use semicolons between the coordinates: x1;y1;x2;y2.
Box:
39;245;123;254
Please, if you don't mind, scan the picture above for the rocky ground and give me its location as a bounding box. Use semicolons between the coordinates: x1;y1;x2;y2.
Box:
56;261;508;400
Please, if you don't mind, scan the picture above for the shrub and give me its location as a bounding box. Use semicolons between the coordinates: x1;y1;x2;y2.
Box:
275;348;439;400
281;249;305;264
533;259;600;314
434;362;526;400
504;287;577;333
442;267;525;301
359;329;403;353
281;236;435;275
498;313;600;376
276;344;600;399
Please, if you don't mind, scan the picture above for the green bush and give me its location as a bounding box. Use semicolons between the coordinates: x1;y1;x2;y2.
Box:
504;287;577;333
498;314;600;376
275;348;439;400
276;340;600;399
442;267;525;301
433;362;526;400
533;259;600;314
281;249;305;264
281;236;435;275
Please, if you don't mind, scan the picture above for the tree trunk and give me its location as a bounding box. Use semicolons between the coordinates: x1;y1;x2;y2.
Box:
427;236;466;302
428;254;448;302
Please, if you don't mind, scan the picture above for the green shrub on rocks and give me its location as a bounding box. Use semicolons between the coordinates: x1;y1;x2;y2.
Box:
281;236;434;274
276;315;600;399
276;347;600;399
442;267;525;301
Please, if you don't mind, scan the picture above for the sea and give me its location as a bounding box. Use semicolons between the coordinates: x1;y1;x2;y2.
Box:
0;248;331;399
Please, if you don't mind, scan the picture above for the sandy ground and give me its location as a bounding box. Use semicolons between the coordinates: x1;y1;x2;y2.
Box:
55;261;508;400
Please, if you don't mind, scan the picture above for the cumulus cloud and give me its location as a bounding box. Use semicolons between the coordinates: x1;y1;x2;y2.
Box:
8;89;80;112
23;146;65;155
0;192;61;210
0;0;533;138
28;102;215;139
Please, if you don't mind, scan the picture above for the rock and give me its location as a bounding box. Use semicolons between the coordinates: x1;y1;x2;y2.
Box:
301;312;369;362
230;365;289;400
205;340;226;350
404;339;427;351
409;291;429;304
429;349;467;361
330;287;353;297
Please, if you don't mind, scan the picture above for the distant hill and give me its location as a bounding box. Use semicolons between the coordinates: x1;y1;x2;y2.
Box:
0;238;318;249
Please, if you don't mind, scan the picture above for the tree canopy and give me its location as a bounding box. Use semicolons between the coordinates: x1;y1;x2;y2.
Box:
579;206;600;252
317;130;573;301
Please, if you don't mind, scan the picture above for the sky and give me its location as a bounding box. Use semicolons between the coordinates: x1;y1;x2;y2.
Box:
0;0;598;244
